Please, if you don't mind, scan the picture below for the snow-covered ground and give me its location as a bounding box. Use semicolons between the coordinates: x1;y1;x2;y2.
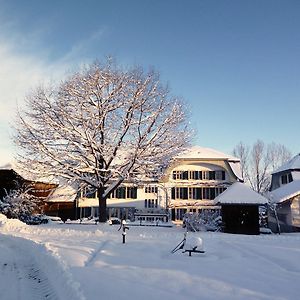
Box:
0;215;299;300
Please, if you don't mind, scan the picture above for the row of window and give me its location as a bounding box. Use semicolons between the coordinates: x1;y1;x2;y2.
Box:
171;187;227;200
172;170;226;181
144;199;158;208
84;185;225;201
110;187;138;199
145;186;158;193
83;186;139;199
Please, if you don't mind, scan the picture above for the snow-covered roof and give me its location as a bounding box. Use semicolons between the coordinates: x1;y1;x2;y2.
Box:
175;146;239;161
268;180;300;204
228;161;243;182
214;182;268;205
292;171;300;181
47;185;78;202
273;154;300;174
0;163;14;170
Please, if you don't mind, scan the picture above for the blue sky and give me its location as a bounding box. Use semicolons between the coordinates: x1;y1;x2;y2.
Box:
0;0;299;165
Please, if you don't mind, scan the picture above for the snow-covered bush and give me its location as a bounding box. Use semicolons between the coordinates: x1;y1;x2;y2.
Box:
0;189;41;222
183;210;223;232
259;205;268;228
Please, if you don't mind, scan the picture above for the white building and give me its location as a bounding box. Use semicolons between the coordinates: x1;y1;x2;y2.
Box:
77;146;244;223
162;146;243;221
268;154;300;232
77;181;168;222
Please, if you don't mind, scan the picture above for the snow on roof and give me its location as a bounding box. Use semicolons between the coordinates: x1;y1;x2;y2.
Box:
268;180;300;204
292;171;300;181
228;161;244;182
47;185;78;202
0;163;15;170
214;182;268;205
273;154;300;174
175;146;239;161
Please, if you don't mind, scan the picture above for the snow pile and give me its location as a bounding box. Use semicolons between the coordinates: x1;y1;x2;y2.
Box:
0;213;28;230
184;235;204;252
0;213;7;225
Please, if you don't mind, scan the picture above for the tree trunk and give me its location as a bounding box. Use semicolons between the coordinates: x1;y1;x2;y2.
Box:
98;187;107;223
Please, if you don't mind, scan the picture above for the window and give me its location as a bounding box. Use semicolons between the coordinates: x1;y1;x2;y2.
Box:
171;187;175;199
209;171;215;180
190;171;201;180
145;186;158;193
189;187;202;200
144;199;157;208
111;186;137;199
85;187;96;198
127;187;137;199
172;170;225;181
148;199;154;208
202;171;210;180
215;170;226;180
182;171;188;180
116;187;126;198
203;188;210;199
190;188;202;200
172;171;188;180
215;187;225;197
281;173;293;185
172;171;182;180
172;187;188;199
177;187;188;199
281;174;287;184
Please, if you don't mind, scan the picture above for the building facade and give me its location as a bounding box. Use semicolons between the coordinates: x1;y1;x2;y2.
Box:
76;146;243;223
162;146;243;221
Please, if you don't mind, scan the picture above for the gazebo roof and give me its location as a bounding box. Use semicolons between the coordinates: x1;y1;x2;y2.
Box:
214;182;268;205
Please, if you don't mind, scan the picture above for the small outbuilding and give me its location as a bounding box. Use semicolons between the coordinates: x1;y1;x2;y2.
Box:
214;182;268;235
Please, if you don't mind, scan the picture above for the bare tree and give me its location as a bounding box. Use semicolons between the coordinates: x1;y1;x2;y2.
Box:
268;142;292;172
233;140;292;194
249;140;271;193
233;141;249;180
14;60;190;222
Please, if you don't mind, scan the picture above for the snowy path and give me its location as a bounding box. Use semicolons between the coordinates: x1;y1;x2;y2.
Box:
0;235;59;300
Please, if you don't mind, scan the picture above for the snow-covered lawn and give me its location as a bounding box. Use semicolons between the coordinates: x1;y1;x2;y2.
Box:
0;216;299;300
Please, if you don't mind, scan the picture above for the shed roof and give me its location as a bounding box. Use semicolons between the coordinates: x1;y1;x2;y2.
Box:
272;154;300;174
268;180;300;204
214;182;268;205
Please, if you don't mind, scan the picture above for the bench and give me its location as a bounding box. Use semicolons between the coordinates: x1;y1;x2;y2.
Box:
183;247;205;256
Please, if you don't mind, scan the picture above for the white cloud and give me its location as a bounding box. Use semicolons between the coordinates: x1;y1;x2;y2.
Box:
0;16;107;166
0;38;68;166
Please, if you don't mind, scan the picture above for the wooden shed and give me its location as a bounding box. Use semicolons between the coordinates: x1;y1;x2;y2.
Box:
214;182;268;235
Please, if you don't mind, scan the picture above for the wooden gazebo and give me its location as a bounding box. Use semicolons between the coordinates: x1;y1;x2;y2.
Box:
214;182;268;235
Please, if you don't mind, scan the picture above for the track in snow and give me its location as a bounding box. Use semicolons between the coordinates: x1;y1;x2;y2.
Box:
0;236;60;300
